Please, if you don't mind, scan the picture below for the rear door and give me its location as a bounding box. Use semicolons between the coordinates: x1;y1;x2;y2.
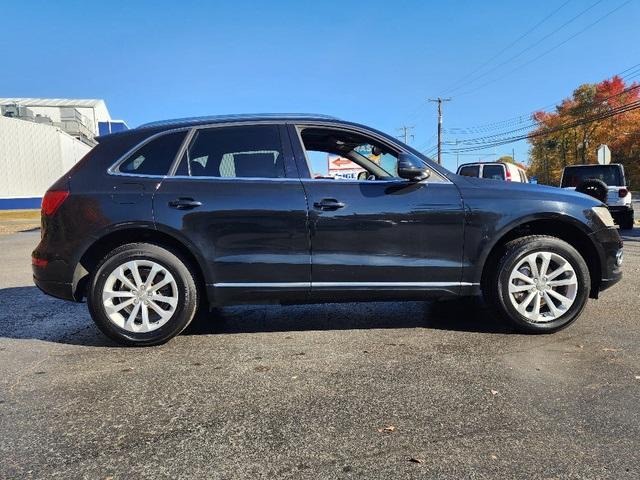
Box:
153;123;310;304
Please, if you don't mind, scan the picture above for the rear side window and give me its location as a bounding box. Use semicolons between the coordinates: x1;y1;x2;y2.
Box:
482;164;505;180
176;125;285;178
118;131;187;175
458;165;479;177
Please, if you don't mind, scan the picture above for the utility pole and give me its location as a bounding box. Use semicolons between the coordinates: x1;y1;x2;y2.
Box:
428;97;451;165
396;125;415;144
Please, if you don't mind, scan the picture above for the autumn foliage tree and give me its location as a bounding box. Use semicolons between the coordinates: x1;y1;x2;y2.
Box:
528;76;640;186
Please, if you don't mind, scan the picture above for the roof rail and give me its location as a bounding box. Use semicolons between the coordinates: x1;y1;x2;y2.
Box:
138;113;338;129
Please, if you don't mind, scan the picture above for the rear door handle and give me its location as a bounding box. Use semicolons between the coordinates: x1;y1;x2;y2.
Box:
168;198;202;210
313;198;346;211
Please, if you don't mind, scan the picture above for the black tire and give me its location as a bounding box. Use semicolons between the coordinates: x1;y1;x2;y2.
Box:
87;242;199;346
620;211;634;230
575;178;608;203
484;235;591;334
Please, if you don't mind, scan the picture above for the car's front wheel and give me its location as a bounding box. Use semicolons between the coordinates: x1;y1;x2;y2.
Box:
485;235;591;333
87;242;199;346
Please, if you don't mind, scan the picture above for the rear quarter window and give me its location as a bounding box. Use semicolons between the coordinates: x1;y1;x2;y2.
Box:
118;131;187;175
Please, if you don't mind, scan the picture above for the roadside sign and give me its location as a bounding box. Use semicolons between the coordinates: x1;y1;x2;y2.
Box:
597;144;611;165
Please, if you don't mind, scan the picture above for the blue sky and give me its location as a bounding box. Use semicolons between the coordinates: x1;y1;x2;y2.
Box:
1;0;638;172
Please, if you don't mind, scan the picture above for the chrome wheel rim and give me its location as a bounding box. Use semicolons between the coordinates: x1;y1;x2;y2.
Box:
102;260;178;333
507;251;578;323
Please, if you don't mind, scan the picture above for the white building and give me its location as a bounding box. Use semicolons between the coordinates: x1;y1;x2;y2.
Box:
0;98;127;209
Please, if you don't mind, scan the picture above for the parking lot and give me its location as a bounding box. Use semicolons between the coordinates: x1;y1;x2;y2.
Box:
1;226;639;479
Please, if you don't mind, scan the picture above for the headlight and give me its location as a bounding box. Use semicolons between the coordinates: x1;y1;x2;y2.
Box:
592;206;616;227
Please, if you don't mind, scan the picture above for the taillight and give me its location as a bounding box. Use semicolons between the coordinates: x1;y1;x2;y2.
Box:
32;256;48;268
41;190;69;216
619;188;628;198
505;168;512;181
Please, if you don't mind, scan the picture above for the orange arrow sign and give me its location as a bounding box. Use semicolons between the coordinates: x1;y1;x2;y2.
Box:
332;158;352;166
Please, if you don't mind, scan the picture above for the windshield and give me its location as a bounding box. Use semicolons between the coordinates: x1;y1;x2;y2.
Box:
561;165;623;187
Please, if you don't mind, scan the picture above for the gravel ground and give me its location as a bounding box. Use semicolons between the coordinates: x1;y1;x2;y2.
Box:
0;229;639;479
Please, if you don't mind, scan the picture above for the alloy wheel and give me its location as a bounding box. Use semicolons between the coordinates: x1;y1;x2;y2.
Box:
507;251;578;323
102;260;178;333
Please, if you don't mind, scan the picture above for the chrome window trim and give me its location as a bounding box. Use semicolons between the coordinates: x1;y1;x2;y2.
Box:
106;119;452;184
165;176;301;182
298;178;433;186
292;122;451;184
107;126;193;177
107;120;285;179
166;121;290;181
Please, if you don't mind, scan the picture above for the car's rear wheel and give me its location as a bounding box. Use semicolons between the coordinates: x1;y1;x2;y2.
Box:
485;235;590;333
88;243;198;346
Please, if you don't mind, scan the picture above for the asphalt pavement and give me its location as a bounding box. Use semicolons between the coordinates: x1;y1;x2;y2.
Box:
1;229;639;479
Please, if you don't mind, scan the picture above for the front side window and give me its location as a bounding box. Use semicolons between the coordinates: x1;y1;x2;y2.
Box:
482;164;505;180
118;131;187;175
176;125;285;178
299;127;398;181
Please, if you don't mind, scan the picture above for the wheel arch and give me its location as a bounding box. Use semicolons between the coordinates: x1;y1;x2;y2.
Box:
478;214;602;298
72;225;209;302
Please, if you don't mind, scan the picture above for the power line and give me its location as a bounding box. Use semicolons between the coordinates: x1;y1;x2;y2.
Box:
423;145;438;156
448;98;640;153
416;132;438;153
452;82;640;148
445;63;640;135
448;86;640;151
441;0;573;96
444;0;605;96
456;0;632;97
396;125;415;144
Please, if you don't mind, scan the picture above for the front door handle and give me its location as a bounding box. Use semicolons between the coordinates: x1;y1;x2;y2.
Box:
313;198;346;211
168;198;202;210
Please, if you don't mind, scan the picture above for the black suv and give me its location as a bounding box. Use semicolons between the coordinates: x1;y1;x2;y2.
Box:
33;114;623;346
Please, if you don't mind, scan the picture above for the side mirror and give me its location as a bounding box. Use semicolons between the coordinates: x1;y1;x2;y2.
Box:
397;153;430;182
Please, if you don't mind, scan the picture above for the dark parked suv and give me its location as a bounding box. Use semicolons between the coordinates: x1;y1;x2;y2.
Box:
33;114;623;345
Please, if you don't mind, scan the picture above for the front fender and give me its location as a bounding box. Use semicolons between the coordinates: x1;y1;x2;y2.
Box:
462;209;599;287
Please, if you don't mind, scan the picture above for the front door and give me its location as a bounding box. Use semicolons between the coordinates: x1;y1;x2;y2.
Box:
154;123;310;304
288;123;465;301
